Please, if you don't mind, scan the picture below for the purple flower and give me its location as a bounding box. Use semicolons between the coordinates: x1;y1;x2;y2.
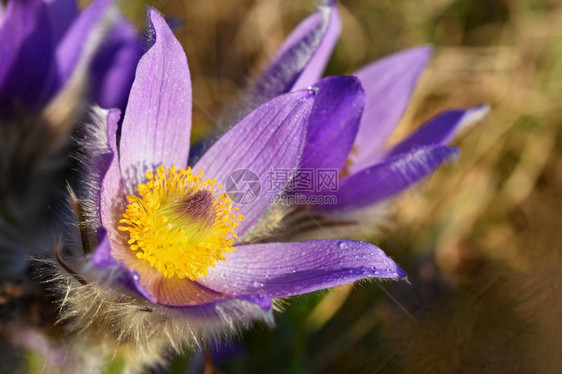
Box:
0;0;141;281
0;0;142;115
59;9;405;369
244;0;489;213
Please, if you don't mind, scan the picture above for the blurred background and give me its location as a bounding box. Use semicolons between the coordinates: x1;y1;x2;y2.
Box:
19;0;562;372
133;0;562;373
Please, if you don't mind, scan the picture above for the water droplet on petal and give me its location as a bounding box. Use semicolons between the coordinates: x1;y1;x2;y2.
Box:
338;241;348;250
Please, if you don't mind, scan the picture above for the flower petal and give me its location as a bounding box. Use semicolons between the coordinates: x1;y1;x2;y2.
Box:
317;145;459;211
349;46;432;173
241;0;340;116
0;0;54;111
91;228;114;267
194;90;314;236
91;230;271;310
55;0;112;84
100;108;126;239
300;75;364;171
91;17;143;111
44;0;77;44
119;8;192;193
198;240;405;298
384;104;490;159
90;228;156;302
75;106;120;230
291;0;341;90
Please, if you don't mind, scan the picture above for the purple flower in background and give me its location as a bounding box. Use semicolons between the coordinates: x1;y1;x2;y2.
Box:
0;0;142;281
58;9;405;370
0;0;142;116
244;0;488;215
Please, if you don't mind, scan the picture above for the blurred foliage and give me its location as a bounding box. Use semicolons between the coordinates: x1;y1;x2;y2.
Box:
49;0;562;372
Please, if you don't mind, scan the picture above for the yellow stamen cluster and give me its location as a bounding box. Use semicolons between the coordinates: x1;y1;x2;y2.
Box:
118;165;243;280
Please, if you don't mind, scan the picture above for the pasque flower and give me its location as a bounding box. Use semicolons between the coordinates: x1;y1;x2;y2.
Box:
0;0;142;280
242;0;488;221
55;9;406;370
0;0;142;115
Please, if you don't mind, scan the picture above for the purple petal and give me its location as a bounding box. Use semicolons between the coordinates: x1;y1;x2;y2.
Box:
291;0;341;90
119;8;192;194
89;229;156;302
157;278;271;310
93;202;271;309
91;227;115;267
100;109;126;237
198;240;406;298
88;232;184;303
94;255;274;315
55;0;112;84
194;90;314;236
317;145;459;211
241;1;340;116
385;104;490;159
44;0;77;44
300;75;364;171
91;17;143;111
77;107;120;230
350;46;432;173
0;0;54;111
91;230;271;311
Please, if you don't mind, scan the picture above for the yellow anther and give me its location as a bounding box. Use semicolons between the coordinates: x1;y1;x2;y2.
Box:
118;165;242;280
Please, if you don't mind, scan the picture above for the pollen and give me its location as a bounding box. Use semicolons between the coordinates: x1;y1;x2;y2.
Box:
118;165;243;280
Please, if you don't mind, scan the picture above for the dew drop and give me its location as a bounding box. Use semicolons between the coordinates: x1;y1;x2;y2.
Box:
338;241;348;250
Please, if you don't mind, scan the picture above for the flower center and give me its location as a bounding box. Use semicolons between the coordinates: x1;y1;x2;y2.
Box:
118;165;243;280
